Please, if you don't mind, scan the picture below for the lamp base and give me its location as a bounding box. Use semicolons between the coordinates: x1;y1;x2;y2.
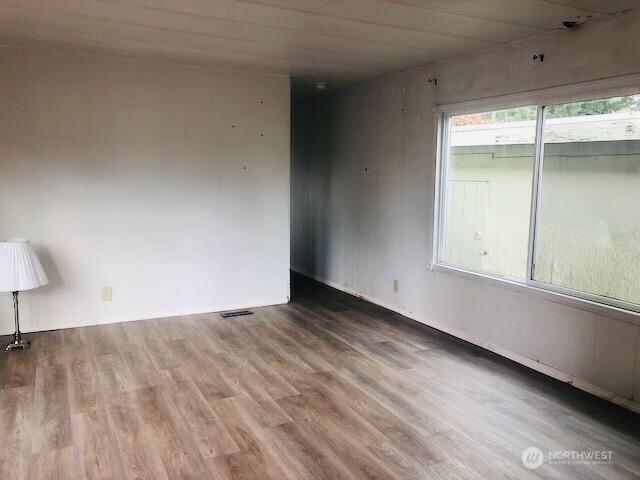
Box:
6;291;31;351
6;335;30;351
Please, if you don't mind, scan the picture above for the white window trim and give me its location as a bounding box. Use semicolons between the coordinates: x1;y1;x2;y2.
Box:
432;73;640;326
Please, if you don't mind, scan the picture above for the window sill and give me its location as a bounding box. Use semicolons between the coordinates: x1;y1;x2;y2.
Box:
430;263;640;327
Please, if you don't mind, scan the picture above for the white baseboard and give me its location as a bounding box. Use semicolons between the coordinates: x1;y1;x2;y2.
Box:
3;296;289;336
291;266;640;415
96;296;290;327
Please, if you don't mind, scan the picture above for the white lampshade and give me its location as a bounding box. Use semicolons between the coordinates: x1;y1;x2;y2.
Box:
0;240;49;293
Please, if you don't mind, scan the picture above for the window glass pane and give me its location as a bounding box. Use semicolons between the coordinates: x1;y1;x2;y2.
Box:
534;94;640;304
442;106;537;277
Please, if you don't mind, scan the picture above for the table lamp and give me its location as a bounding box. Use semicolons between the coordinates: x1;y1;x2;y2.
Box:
0;240;48;350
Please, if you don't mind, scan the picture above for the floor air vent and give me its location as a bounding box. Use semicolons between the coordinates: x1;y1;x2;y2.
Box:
220;310;254;318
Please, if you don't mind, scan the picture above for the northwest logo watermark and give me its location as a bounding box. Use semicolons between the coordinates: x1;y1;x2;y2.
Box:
521;447;613;469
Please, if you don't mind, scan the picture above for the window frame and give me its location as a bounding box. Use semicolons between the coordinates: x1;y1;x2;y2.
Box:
432;74;640;319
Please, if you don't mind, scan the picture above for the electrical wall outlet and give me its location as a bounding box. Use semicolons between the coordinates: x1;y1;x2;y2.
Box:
101;286;112;302
393;279;399;292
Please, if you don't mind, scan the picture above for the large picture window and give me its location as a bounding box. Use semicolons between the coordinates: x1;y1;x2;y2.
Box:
441;106;537;279
436;91;640;312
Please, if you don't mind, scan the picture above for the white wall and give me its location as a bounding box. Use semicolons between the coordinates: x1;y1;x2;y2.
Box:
292;10;640;411
0;46;290;334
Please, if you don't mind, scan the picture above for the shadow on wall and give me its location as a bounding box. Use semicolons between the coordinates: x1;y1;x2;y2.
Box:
292;100;331;277
32;244;62;296
24;245;64;329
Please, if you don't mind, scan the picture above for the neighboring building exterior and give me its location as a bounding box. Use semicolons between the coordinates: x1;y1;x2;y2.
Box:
446;112;640;304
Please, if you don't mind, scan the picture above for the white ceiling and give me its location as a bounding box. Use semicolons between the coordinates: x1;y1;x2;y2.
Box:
0;0;636;98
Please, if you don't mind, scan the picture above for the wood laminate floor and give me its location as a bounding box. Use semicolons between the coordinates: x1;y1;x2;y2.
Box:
1;274;639;479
